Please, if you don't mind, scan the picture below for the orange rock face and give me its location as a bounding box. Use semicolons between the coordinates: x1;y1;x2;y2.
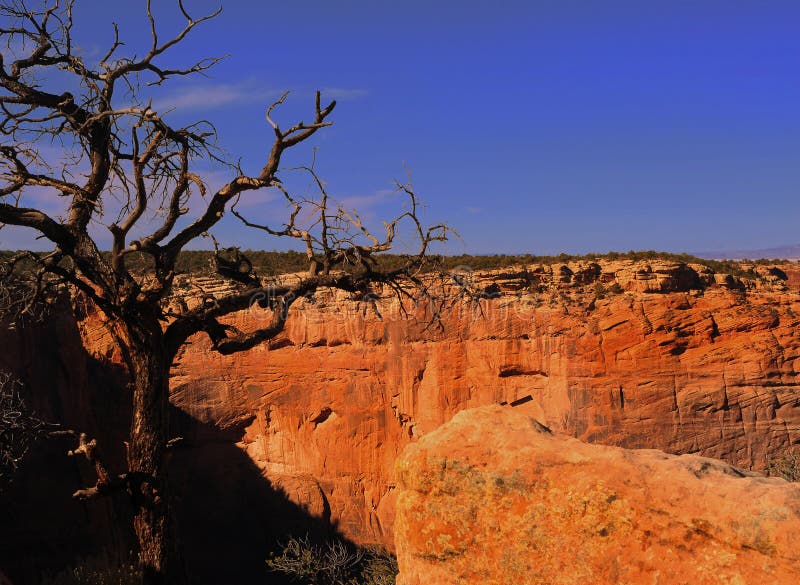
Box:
394;405;800;585
6;260;800;583
157;261;800;549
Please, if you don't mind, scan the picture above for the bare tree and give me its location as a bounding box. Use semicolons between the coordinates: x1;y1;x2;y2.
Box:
0;1;452;583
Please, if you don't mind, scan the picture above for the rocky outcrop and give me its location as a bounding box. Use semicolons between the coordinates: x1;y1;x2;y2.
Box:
159;261;800;548
394;405;800;585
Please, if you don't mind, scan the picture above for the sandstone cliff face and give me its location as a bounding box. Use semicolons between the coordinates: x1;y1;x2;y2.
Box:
152;260;800;548
394;405;800;585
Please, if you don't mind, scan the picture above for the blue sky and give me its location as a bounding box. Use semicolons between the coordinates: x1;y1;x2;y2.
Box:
2;0;799;255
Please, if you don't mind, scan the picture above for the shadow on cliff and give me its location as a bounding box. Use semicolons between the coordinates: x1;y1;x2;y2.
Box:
0;311;353;585
170;409;343;585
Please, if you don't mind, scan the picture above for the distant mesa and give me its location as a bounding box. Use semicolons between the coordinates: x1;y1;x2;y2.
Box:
695;243;800;261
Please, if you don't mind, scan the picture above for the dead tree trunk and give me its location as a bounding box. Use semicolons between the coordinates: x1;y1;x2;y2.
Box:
123;319;178;585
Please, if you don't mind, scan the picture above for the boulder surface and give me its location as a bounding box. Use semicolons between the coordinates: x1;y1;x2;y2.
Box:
395;405;800;585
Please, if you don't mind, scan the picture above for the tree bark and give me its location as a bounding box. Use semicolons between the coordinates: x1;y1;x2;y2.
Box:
123;318;181;585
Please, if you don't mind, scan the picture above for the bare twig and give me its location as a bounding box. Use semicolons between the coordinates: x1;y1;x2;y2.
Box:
0;371;47;485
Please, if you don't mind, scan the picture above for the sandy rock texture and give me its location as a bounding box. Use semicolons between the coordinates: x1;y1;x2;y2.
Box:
394;405;800;585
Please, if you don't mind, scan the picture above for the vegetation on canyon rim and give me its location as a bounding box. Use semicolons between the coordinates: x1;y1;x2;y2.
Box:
0;0;459;582
1;248;790;280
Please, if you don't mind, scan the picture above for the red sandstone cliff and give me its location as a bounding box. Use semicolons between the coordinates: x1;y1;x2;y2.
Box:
131;260;800;548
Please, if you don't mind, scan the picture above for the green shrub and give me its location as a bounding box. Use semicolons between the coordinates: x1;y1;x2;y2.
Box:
607;283;624;295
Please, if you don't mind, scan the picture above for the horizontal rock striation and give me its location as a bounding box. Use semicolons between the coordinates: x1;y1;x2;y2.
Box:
158;260;800;547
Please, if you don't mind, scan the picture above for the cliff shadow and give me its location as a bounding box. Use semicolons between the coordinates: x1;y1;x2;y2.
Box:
0;312;357;585
169;408;345;585
0;310;136;583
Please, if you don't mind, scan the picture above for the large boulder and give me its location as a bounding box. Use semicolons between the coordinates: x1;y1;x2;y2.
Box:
394;405;800;585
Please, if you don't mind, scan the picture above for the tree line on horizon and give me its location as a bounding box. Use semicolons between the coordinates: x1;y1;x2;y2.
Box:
0;249;789;280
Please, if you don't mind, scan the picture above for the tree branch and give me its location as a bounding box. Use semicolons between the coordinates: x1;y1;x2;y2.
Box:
0;201;72;247
66;431;125;501
163;92;336;264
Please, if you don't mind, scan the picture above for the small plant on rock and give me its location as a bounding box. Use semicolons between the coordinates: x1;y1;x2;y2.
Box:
593;282;606;299
607;282;624;295
266;535;398;585
767;448;800;482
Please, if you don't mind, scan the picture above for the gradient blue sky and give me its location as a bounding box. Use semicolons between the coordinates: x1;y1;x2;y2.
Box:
2;0;799;255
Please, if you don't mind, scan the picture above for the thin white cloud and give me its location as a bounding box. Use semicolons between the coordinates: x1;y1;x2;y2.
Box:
320;87;368;100
337;189;395;213
153;81;282;112
231;188;280;209
153;82;367;114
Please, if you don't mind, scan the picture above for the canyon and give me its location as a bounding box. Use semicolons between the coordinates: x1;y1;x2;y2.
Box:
86;259;800;548
3;258;800;582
